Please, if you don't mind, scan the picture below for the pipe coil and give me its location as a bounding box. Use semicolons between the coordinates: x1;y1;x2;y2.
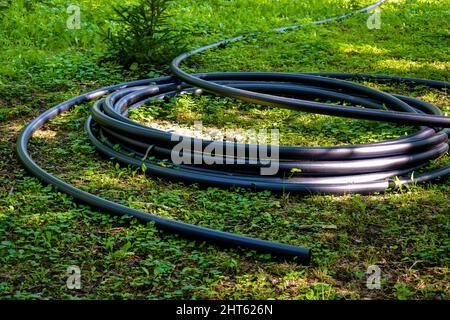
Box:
16;0;449;263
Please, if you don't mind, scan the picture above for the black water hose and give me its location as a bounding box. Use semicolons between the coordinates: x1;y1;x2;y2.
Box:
16;0;449;263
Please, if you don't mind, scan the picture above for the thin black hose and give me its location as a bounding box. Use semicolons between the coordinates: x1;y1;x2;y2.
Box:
16;0;449;263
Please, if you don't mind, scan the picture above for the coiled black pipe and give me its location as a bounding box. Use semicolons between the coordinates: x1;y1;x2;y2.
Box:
16;0;449;263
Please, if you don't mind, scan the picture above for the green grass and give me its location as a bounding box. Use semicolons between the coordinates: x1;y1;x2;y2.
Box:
0;0;449;299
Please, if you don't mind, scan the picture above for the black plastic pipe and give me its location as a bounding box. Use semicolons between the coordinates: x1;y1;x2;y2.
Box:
16;0;449;263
